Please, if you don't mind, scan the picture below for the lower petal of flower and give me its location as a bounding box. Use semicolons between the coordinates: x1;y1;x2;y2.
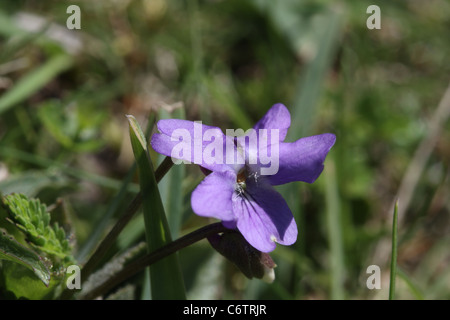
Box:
232;181;298;252
191;171;237;222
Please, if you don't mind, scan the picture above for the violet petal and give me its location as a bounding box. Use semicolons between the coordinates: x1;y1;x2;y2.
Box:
253;103;291;142
267;133;336;185
232;180;298;252
151;119;241;173
191;171;236;222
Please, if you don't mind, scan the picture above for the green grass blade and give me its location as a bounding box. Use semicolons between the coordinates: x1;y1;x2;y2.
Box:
127;115;186;300
75;163;137;262
275;7;342;294
0;146;139;193
77;107;153;263
204;75;253;130
0;54;73;115
389;200;399;300
397;268;424;300
157;107;186;239
324;157;345;299
289;8;342;138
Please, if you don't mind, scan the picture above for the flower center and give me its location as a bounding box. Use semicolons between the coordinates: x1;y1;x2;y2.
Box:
237;168;246;184
235;167;261;196
235;168;247;195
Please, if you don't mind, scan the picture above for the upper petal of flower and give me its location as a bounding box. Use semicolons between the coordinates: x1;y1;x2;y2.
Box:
151;119;241;173
267;133;336;185
191;170;237;222
235;104;290;172
232;180;298;252
253;103;291;142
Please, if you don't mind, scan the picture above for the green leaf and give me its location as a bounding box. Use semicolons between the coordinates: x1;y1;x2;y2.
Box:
0;229;50;286
127;115;148;151
0;54;73;115
1;194;73;260
127;115;186;299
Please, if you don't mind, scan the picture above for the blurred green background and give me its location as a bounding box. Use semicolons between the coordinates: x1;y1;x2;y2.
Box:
0;0;449;299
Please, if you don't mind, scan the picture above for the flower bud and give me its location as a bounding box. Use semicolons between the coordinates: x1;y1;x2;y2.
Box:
207;231;276;283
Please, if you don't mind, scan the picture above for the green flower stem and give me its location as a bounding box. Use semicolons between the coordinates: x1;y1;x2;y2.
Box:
59;156;174;300
81;222;229;300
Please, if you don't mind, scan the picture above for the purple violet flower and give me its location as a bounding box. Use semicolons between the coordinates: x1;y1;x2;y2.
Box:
151;103;336;252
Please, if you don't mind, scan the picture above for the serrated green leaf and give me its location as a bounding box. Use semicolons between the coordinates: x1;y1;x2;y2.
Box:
127;115;186;300
1;194;73;260
0;229;50;286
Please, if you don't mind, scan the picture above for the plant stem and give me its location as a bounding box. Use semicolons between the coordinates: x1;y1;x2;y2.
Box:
80;222;229;300
389;200;399;300
82;156;174;279
59;156;174;300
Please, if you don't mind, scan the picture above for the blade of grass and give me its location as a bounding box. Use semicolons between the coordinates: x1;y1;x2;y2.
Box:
140;268;151;300
157;107;186;238
0;146;139;193
0;169;72;197
397;268;424;300
205;75;253;130
59;155;174;300
0;10;75;56
394;83;450;225
288;7;342;138
76;114;156;263
75;163;137;263
78;156;174;280
187;0;211;124
127;115;186;299
324;156;345;300
389;200;399;300
0;54;73;115
80;223;228;300
372;83;450;271
276;6;342;295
